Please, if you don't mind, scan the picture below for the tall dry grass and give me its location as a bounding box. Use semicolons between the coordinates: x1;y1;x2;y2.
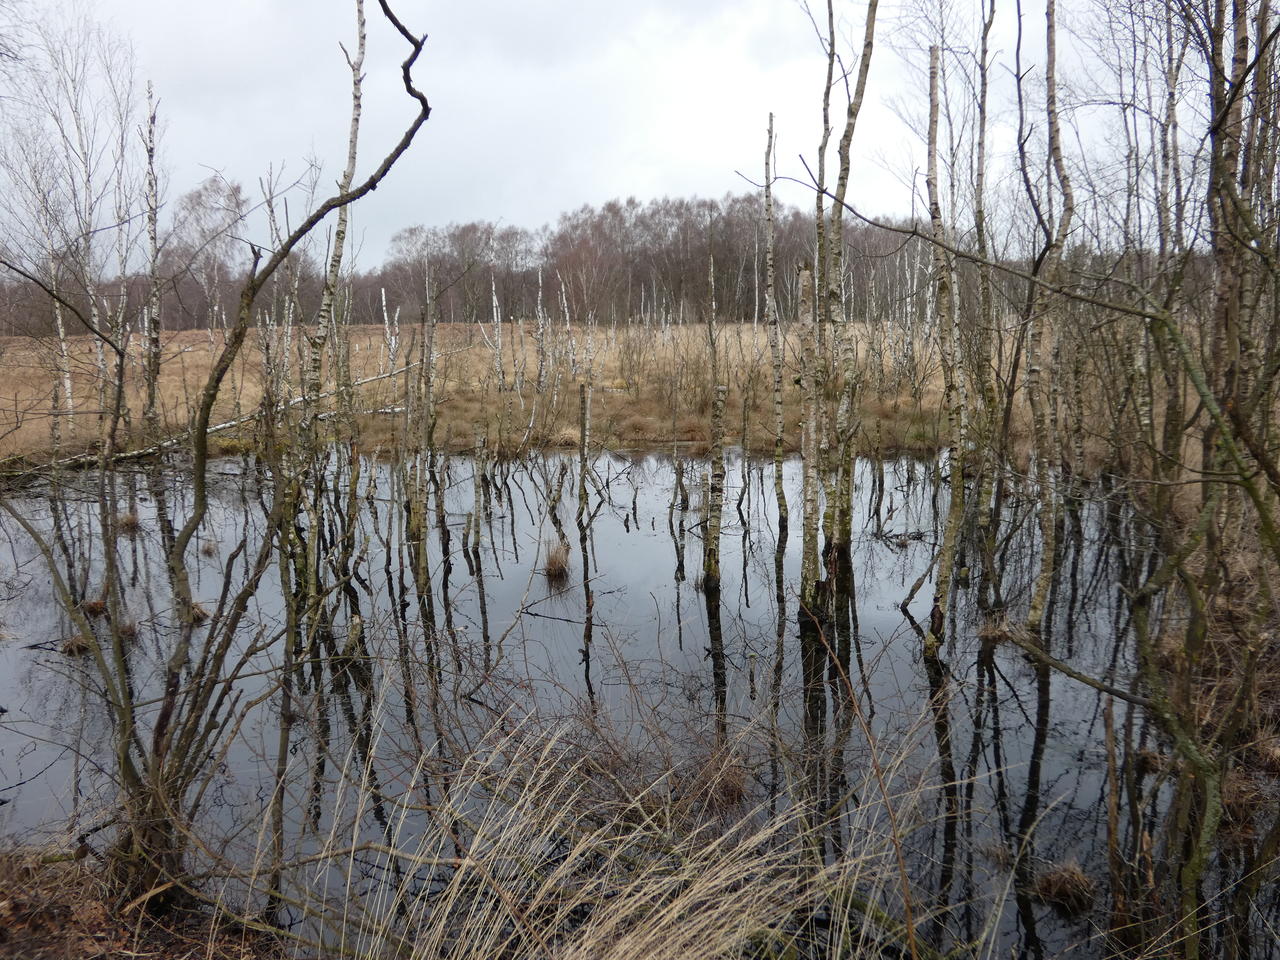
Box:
0;321;950;467
21;602;974;960
211;700;955;960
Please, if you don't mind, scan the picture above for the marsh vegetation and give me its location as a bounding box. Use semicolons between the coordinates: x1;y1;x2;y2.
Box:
2;0;1280;958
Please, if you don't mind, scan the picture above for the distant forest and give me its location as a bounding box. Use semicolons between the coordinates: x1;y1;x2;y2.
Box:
1;185;1219;364
0;190;932;336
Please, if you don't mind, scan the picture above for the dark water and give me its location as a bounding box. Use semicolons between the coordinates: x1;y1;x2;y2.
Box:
0;450;1265;957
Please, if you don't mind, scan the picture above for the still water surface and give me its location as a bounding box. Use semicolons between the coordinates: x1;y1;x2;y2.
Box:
0;451;1187;956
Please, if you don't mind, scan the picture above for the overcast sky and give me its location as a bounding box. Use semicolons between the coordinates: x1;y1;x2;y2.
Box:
83;0;952;265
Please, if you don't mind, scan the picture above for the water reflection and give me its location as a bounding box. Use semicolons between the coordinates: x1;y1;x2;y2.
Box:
0;449;1274;957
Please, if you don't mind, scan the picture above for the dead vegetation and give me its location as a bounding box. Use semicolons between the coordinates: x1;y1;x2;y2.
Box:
0;849;286;960
0;323;951;467
541;538;571;588
1030;861;1096;915
59;634;93;657
1;699;962;960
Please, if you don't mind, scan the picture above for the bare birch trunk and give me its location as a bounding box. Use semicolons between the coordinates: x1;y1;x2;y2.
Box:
317;0;367;437
705;384;727;589
706;251;718;388
972;0;1000;603
419;272;438;452
142;84;162;438
764;115;788;530
535;268;549;394
1025;0;1074;635
926;45;964;648
491;274;506;392
798;265;820;608
826;0;878;549
50;282;74;446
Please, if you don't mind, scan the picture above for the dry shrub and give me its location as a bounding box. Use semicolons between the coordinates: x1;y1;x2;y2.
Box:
1221;768;1269;829
246;718;925;960
352;415;402;456
542;540;571;588
674;412;707;442
1133;748;1170;779
116;512;141;537
616;412;658;443
552;427;580;448
0;848;285;960
60;635;93;657
1248;731;1280;774
672;745;750;815
0;323;950;463
1031;860;1095;915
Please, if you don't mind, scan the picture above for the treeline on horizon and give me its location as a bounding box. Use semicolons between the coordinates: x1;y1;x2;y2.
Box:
0;186;1218;341
0;190;828;336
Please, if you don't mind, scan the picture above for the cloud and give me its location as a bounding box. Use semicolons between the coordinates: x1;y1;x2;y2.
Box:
90;0;917;263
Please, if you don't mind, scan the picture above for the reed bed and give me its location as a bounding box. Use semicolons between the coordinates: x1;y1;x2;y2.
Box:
0;321;950;468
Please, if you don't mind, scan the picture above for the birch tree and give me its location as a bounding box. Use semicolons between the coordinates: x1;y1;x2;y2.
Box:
0;8;144;447
1;0;433;909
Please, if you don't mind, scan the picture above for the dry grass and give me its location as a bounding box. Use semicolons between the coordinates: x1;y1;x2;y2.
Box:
1221;767;1273;836
215;709;936;960
0;661;955;959
1030;860;1096;915
59;634;93;657
0;322;949;465
0;848;286;960
1;673;953;960
1248;730;1280;775
542;539;571;588
0;328;277;463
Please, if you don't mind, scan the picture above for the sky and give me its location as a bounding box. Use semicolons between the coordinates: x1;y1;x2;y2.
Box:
78;0;931;266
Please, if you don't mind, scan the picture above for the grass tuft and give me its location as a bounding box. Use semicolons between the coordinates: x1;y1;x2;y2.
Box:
80;600;107;619
60;634;94;657
542;540;571;588
1031;860;1095;914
